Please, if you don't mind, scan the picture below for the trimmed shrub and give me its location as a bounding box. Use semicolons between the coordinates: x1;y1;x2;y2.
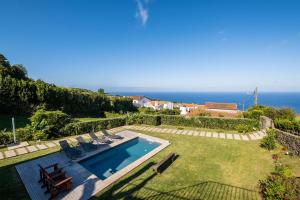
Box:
274;119;300;136
63;117;126;136
126;114;161;126
261;129;276;150
160;115;258;131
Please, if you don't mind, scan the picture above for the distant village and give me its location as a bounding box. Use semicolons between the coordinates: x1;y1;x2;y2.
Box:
127;96;239;116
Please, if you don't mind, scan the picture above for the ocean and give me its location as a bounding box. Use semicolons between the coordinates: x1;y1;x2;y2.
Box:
111;92;300;113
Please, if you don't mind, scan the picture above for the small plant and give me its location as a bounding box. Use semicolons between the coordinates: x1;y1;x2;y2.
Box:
236;124;252;133
272;154;279;161
260;175;286;200
275;165;293;178
260;129;276;150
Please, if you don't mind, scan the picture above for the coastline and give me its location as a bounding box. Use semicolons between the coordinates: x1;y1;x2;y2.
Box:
111;91;300;113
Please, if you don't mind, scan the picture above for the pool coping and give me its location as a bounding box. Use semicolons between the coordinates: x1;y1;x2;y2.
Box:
82;131;171;197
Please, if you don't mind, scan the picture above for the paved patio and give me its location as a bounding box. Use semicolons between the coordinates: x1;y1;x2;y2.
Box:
15;130;170;200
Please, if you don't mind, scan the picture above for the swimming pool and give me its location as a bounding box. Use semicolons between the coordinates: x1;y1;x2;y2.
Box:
79;137;161;180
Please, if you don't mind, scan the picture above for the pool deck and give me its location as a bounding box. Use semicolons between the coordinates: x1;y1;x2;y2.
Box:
15;130;170;200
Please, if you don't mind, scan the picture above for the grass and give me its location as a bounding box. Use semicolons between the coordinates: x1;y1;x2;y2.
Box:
0;128;299;199
0;147;60;199
75;112;125;122
0;115;30;131
93;130;300;200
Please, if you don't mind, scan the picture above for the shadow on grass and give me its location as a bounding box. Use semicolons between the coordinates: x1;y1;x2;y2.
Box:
95;161;261;200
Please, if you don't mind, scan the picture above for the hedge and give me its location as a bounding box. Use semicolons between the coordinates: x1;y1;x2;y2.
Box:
63;117;126;136
160;115;259;131
127;114;258;131
274;119;300;136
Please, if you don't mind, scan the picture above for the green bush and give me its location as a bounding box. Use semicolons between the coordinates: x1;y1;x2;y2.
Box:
123;114;259;132
30;109;73;139
33;130;48;140
0;130;13;145
274;118;300;136
160;115;258;131
126;114;161;126
16;127;33;141
275;165;293;178
260;175;286;200
62;117;126;136
261;129;276;150
236;124;253;133
126;113;143;125
260;174;300;200
140;115;161;126
245;105;296;120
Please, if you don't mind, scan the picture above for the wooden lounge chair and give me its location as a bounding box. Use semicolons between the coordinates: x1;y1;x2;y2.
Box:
88;131;112;144
76;136;98;152
101;129;123;140
44;171;72;200
38;163;63;188
153;153;177;174
59;140;82;159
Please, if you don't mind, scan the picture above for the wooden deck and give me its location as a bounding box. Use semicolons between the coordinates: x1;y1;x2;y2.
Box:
16;130;169;200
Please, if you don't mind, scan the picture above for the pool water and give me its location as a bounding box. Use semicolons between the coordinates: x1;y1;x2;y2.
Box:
79;137;161;180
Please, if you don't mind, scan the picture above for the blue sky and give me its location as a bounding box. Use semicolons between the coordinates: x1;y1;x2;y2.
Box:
1;0;300;92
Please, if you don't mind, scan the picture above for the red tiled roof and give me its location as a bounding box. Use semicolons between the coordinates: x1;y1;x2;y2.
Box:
204;102;238;110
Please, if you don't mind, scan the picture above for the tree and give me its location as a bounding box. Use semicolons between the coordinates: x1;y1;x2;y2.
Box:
0;54;10;68
97;88;105;94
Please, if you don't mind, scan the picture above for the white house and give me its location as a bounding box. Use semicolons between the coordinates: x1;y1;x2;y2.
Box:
129;96;151;107
160;101;174;110
179;104;199;115
144;101;163;110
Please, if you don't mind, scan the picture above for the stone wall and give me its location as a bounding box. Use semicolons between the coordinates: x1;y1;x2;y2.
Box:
260;116;274;130
275;129;300;156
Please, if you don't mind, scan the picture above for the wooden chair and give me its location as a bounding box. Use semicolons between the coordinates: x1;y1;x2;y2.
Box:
38;163;63;188
44;171;72;200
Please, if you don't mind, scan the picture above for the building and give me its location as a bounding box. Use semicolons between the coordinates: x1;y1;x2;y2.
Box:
144;100;174;111
204;102;238;113
179;104;200;115
129;96;151;107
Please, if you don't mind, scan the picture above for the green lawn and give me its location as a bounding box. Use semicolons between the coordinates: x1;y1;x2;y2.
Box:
94;130;300;200
0;115;30;131
0;129;299;200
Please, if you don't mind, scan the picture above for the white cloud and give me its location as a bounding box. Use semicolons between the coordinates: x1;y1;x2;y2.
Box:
135;0;149;26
